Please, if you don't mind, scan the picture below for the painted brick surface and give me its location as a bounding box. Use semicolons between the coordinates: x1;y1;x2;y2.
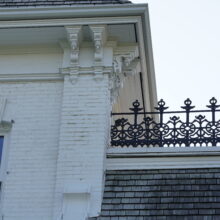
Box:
0;81;63;220
98;168;220;219
53;75;110;219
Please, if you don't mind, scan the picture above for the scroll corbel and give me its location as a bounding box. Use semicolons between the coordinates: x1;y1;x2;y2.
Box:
110;45;140;103
65;26;82;84
89;25;107;81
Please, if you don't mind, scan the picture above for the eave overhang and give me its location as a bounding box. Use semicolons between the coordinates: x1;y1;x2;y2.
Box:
0;4;145;20
0;3;157;111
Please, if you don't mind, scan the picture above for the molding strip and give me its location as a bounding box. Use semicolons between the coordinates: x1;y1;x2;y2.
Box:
107;147;220;170
107;155;220;170
0;16;141;28
0;73;63;82
107;147;220;157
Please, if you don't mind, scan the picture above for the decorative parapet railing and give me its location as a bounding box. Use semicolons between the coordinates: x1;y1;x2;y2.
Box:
111;98;220;147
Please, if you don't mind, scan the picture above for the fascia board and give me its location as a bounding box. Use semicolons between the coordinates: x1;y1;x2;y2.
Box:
0;16;141;28
0;4;147;21
141;6;158;111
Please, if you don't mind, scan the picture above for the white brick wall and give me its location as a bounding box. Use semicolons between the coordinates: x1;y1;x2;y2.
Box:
53;75;110;219
0;76;111;220
0;81;63;220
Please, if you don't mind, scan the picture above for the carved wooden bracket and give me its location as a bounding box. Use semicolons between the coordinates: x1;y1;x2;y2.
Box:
89;25;107;81
65;26;82;84
110;45;140;103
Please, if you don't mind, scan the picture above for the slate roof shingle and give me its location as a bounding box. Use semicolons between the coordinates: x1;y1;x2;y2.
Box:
95;168;220;219
0;0;131;7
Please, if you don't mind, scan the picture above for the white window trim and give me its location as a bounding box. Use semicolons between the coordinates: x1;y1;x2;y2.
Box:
0;131;10;182
0;129;11;218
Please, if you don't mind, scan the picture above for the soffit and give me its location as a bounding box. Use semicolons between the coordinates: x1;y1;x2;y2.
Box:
0;24;136;46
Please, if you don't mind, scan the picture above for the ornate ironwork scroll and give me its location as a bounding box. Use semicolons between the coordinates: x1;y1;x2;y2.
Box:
111;98;220;147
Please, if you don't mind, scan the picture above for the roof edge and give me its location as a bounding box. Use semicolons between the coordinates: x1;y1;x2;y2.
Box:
0;0;132;8
0;4;147;21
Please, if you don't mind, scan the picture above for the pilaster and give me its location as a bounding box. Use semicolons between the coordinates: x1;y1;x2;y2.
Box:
54;24;142;220
53;25;110;220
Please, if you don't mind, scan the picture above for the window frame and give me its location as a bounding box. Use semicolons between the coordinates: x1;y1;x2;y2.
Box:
0;131;10;216
0;133;9;182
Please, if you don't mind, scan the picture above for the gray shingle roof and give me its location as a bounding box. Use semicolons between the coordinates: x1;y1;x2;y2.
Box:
0;0;131;7
95;168;220;219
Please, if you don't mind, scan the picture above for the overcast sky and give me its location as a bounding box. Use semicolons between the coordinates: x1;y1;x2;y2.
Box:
131;0;220;110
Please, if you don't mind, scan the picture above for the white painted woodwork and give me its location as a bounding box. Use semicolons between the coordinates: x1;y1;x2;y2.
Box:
0;4;159;220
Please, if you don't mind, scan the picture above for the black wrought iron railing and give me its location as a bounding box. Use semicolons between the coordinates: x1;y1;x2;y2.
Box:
111;98;220;147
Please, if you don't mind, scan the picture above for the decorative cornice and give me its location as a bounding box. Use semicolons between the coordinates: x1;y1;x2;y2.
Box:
63;25;140;93
65;26;82;84
64;25;109;83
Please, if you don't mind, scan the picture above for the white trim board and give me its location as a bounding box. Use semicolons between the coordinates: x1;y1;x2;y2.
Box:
0;16;140;28
107;146;220;157
0;5;147;22
106;155;220;170
107;147;220;170
0;73;63;82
